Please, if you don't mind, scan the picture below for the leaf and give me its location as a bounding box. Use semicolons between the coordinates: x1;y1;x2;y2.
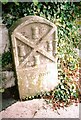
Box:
32;0;38;6
0;88;4;93
12;0;19;5
0;0;8;3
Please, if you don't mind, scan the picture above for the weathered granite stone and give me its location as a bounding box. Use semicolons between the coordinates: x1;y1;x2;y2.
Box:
0;24;9;55
0;71;15;89
9;16;58;99
0;24;15;89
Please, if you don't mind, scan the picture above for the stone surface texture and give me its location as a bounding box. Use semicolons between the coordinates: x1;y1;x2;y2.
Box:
0;24;9;55
0;71;15;89
0;24;15;89
10;16;58;99
0;99;79;118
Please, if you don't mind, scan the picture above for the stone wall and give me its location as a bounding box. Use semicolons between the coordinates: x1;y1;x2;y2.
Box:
0;24;9;54
0;24;15;89
0;71;15;89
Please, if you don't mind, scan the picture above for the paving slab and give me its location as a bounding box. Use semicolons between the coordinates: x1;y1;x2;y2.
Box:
0;99;79;119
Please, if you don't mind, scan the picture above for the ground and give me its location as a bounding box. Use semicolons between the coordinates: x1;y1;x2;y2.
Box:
0;98;79;119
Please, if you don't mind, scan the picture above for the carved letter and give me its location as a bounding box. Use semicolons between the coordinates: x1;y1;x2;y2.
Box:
47;40;53;55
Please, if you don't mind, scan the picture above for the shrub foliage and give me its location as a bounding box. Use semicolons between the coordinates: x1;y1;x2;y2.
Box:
2;2;81;105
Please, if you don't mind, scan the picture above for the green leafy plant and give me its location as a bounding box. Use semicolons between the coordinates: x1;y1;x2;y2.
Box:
0;0;19;4
2;2;81;104
2;50;12;68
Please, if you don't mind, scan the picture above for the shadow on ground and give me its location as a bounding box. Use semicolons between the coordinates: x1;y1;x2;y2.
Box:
1;86;19;111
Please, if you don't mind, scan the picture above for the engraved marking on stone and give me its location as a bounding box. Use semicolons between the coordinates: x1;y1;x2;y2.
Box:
47;40;53;55
12;34;19;67
13;17;56;32
32;26;39;40
47;40;53;51
15;27;56;68
53;29;58;56
15;32;35;48
39;72;50;76
34;55;40;66
33;76;38;85
26;80;29;88
18;45;26;61
26;61;34;67
18;45;26;57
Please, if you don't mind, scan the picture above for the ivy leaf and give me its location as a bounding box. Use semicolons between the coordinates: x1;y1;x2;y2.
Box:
12;0;19;5
44;0;49;2
32;0;38;6
0;88;4;93
0;0;8;4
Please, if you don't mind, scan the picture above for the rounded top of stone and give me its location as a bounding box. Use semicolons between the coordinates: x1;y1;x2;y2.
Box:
9;16;57;34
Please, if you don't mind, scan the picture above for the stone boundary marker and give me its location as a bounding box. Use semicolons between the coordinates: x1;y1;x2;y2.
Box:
9;16;58;99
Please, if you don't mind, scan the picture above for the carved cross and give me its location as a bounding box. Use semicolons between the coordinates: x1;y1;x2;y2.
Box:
12;26;57;68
